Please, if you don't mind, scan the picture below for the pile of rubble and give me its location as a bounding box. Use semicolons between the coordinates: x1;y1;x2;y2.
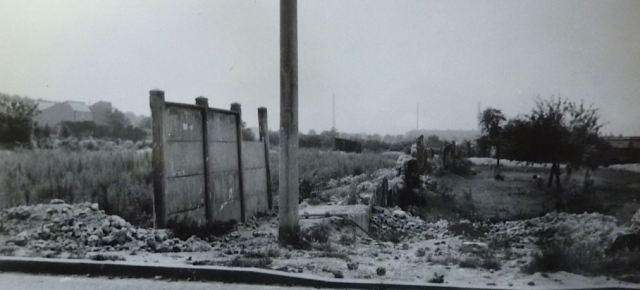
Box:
369;206;451;242
486;211;628;247
0;199;211;257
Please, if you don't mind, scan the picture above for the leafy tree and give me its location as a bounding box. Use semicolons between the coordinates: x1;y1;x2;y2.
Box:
319;128;339;148
241;121;255;141
478;107;507;171
137;116;152;130
0;98;38;147
106;109;130;137
425;135;444;148
269;130;279;146
502;97;609;187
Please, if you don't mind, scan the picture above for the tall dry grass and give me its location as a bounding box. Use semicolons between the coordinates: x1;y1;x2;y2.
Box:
269;148;397;192
0;149;154;226
0;147;398;227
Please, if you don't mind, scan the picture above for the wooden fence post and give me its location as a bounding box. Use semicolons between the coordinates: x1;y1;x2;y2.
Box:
150;90;167;228
231;103;246;223
196;97;212;223
258;107;273;210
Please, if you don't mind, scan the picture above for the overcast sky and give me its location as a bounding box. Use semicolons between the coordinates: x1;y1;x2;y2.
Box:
1;0;639;136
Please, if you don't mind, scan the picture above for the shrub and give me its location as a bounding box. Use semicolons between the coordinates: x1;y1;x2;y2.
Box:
521;235;640;279
89;254;125;261
227;256;272;269
301;223;331;244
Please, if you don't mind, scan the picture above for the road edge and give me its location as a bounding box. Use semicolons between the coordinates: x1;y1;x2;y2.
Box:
0;257;638;290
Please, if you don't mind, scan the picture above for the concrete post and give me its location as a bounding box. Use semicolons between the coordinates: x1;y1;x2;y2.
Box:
196;97;212;222
150;90;167;228
279;0;301;246
231;102;246;223
258;107;273;210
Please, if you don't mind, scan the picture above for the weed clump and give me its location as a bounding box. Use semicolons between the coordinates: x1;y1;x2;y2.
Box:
89;254;125;262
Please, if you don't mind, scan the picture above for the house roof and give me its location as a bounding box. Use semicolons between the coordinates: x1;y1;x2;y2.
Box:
90;101;112;108
64;101;92;112
36;101;56;111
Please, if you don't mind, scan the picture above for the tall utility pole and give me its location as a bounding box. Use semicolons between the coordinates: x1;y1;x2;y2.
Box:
332;94;335;131
416;103;419;131
279;0;300;247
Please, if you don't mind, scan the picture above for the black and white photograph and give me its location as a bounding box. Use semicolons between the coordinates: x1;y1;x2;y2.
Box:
0;1;639;289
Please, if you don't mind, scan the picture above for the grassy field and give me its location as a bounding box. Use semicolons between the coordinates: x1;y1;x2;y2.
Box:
428;164;640;223
0;147;397;227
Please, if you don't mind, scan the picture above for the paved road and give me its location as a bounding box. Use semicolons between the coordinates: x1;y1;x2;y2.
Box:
0;273;343;290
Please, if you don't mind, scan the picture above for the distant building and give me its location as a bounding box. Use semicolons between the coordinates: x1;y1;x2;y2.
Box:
90;101;113;126
36;101;56;111
334;137;362;153
604;136;640;165
35;101;93;127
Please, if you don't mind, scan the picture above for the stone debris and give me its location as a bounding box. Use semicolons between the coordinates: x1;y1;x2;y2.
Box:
0;200;211;257
332;269;344;278
371;203;634;253
370;206;451;242
487;211;626;248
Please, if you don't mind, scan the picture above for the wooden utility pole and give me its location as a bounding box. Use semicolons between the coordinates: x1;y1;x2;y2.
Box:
279;0;300;246
332;94;335;130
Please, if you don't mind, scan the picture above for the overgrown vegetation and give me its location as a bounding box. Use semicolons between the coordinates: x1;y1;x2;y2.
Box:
227;255;273;269
0;147;397;228
89;253;126;261
0;149;154;227
0;98;38;148
269;148;397;196
522;234;640;281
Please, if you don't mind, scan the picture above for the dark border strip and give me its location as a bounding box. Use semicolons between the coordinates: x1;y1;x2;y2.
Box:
0;257;638;290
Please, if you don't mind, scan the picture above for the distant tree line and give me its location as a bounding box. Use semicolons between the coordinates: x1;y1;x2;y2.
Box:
0;95;151;148
262;128;449;153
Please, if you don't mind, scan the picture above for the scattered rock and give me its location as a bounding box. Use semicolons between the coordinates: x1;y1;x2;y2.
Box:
50;199;65;205
527;281;535;286
332;269;344;279
376;267;386;276
347;262;358;270
9;231;29;247
428;273;444;283
393;210;407;219
459;242;488;255
90;204;99;211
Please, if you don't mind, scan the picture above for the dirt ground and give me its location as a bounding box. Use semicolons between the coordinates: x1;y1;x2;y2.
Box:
1;162;640;288
436;164;640;224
